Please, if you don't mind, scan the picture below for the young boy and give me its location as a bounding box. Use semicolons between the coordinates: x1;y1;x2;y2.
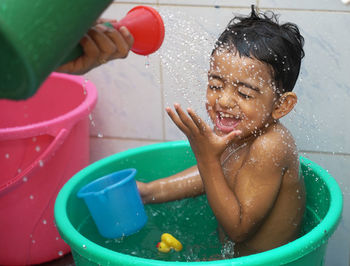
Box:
137;6;306;257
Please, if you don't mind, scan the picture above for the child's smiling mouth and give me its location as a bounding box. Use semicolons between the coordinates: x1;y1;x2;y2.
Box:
215;111;241;133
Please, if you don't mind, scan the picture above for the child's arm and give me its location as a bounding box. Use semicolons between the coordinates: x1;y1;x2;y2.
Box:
137;165;205;204
198;138;284;242
167;104;284;243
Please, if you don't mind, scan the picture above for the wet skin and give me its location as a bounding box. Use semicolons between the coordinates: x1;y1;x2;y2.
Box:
137;50;305;257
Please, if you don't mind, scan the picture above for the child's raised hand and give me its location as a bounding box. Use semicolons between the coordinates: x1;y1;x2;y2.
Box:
56;19;134;75
166;104;241;162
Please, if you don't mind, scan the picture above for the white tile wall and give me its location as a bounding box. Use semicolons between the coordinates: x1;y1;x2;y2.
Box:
259;0;350;11
158;0;257;7
275;10;350;154
86;1;350;265
114;0;157;4
85;54;163;140
90;137;159;162
86;4;164;141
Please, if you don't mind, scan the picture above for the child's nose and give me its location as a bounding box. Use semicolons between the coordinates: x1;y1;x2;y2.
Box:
218;88;236;108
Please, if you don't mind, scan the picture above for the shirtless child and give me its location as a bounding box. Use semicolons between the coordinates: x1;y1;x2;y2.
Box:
137;6;306;257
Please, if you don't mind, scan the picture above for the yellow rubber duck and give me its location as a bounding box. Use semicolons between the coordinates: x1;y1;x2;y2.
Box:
156;233;183;253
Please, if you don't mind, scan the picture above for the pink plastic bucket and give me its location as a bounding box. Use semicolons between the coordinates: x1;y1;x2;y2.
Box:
0;72;97;265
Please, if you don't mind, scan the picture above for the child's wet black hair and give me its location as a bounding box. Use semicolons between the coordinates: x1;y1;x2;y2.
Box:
213;5;305;93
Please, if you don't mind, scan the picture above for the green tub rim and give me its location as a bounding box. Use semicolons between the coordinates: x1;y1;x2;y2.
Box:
54;140;343;265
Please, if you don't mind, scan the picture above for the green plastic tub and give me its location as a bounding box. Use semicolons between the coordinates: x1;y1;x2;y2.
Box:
54;141;343;266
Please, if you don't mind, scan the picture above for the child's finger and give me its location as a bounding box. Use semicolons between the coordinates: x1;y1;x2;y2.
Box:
187;108;210;134
225;130;242;144
174;104;199;134
166;107;190;136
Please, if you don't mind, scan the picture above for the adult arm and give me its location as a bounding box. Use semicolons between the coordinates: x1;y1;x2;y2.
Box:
56;19;134;75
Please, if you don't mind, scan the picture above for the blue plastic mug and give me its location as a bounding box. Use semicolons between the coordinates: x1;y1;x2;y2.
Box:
77;168;147;239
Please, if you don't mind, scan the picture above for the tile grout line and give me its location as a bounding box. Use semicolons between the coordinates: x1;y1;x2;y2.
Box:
157;0;167;142
258;7;350;13
299;150;350;156
90;135;166;143
160;62;167;141
113;1;350;14
90;136;350;157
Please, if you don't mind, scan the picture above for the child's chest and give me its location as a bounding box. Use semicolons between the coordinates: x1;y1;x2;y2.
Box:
220;144;250;189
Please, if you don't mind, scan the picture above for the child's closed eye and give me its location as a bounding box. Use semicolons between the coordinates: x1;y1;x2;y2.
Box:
209;85;223;91
238;90;253;99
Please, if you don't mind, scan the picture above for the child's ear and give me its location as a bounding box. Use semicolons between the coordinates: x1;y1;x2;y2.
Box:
272;92;297;120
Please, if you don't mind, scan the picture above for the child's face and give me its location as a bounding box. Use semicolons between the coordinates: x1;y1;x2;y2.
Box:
206;50;278;138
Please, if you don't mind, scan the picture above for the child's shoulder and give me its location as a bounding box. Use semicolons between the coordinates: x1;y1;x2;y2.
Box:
249;123;296;161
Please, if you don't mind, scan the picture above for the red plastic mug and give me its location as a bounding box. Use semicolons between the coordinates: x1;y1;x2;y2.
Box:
112;6;165;55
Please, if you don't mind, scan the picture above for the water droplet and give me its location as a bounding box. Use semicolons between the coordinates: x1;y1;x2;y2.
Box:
145;56;150;68
35;146;41;152
83;244;87;249
43;219;47;225
29;195;34;200
89;114;96;127
82;79;89;95
58;251;64;256
97;133;103;138
4;153;9;159
39;160;44;167
23;177;28;182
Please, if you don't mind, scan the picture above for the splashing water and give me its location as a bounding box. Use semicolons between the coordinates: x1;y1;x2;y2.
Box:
88;112;104;138
157;9;220;124
89;114;95;128
82;79;89;95
145;56;150;68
